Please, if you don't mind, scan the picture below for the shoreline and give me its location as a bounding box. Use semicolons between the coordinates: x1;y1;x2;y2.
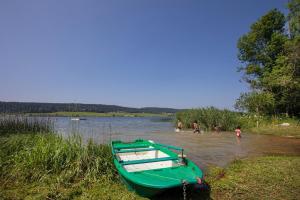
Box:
1;132;299;199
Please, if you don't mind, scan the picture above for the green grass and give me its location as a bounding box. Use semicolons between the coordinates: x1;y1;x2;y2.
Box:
28;111;173;118
247;124;300;138
0;133;144;200
206;156;300;200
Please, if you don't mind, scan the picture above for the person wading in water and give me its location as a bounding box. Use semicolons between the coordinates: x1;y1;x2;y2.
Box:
235;126;242;137
193;120;200;133
176;120;183;132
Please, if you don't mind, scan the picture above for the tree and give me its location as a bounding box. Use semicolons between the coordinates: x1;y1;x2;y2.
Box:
237;9;286;88
235;92;275;115
236;6;300;116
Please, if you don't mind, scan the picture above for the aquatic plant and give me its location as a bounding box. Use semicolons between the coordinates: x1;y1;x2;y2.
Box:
0;115;53;135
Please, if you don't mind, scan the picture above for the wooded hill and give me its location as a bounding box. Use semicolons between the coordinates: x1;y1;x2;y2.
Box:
0;101;179;114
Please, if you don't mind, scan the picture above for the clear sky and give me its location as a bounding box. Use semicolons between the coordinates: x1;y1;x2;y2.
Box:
0;0;288;109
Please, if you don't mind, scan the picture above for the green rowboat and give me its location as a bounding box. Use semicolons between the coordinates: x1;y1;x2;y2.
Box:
111;139;204;197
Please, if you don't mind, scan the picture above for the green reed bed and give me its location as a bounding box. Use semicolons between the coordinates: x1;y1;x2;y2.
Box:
0;115;53;135
176;107;300;135
0;133;143;199
176;107;241;131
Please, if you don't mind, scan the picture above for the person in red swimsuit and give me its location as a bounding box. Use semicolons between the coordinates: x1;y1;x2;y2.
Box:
235;126;241;137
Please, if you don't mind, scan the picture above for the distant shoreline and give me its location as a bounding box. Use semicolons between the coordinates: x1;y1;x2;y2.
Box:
24;111;174;118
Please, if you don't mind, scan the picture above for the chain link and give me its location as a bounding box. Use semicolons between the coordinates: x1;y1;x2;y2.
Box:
182;180;187;200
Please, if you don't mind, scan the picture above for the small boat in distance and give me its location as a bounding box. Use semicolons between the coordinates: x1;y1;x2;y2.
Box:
111;139;204;197
71;118;80;121
70;118;86;121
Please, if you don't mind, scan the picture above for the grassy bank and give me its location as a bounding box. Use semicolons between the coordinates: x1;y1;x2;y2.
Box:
0;133;144;200
28;111;173;118
247;124;300;138
206;156;300;200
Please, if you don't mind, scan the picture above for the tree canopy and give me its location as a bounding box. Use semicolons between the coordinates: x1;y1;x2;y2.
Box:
236;1;300;116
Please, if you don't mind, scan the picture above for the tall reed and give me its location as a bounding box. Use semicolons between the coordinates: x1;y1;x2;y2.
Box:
0;115;53;135
176;107;242;131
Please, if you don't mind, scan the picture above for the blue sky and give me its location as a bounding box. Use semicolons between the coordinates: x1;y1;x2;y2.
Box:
0;0;288;109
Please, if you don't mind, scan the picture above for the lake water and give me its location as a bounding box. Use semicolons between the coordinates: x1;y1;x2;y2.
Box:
53;116;300;170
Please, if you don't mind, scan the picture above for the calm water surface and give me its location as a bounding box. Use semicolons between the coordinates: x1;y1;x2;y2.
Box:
53;116;300;170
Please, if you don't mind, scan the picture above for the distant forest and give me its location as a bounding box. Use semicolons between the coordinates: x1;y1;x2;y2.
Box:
0;101;179;114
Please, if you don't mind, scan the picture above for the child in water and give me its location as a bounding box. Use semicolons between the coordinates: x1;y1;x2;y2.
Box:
177;120;183;130
235;126;241;137
193;121;200;133
175;120;183;132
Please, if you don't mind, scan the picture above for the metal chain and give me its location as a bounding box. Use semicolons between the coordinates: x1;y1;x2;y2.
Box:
182;180;187;200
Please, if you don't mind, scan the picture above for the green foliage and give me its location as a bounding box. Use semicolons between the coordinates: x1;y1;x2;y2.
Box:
176;107;241;131
237;9;286;85
176;107;300;135
235;91;275;114
0;133;143;199
237;5;300;116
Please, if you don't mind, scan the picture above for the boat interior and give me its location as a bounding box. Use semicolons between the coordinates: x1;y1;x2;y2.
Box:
116;146;182;172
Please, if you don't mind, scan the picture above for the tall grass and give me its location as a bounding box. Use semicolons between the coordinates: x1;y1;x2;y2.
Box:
0;115;53;135
0;134;114;182
0;133;143;199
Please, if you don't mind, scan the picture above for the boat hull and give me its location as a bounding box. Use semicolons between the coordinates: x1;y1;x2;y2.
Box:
119;173;166;197
112;139;204;197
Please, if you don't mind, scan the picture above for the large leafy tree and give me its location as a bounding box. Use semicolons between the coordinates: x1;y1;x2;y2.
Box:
236;4;300;116
237;9;286;88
